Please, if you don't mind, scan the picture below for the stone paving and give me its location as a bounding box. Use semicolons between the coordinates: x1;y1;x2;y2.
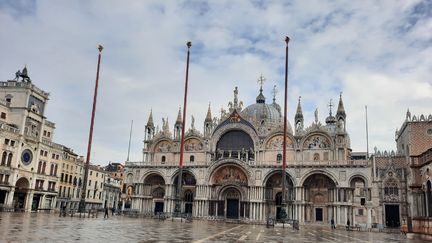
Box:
0;213;421;242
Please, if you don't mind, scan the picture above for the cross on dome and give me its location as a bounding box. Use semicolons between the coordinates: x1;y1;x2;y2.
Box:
272;85;278;102
257;74;266;91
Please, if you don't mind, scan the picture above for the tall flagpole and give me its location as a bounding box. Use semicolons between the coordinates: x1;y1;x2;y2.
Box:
127;120;133;161
79;44;103;213
280;36;290;222
365;106;369;159
175;41;192;216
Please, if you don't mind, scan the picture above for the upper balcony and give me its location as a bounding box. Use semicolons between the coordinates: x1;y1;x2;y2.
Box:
0;80;49;98
411;148;432;168
0;122;19;134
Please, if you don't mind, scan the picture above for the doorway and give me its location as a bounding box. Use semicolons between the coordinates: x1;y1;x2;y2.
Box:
32;194;41;211
13;192;26;210
315;208;323;222
226;199;239;219
154;202;164;214
185;203;193;214
385;204;400;227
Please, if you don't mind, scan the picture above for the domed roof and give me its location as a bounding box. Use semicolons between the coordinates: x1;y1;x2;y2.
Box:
242;102;293;133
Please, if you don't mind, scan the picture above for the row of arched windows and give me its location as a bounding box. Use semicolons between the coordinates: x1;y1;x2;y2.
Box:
60;173;78;186
37;161;58;176
1;151;13;166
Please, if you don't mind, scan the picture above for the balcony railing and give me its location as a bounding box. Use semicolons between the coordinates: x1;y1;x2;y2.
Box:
125;159;370;168
411;149;432;167
0;123;19;134
41;138;63;150
0;80;49;97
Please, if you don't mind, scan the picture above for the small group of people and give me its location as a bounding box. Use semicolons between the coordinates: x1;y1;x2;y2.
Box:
330;218;350;230
104;207;116;218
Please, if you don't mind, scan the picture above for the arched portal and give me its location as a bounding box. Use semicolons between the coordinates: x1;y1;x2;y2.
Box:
13;177;30;210
216;130;254;161
264;171;294;220
172;171;196;215
143;173;166;214
221;187;241;219
208;164;249;219
303;173;336;223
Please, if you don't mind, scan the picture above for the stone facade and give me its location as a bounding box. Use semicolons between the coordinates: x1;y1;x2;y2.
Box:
0;69;125;212
57;149;84;210
0;69;60;211
125;84;374;226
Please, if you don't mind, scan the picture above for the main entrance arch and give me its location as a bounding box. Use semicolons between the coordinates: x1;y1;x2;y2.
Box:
208;164;249;219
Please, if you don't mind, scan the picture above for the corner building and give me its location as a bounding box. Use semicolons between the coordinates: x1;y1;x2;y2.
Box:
125;84;372;226
0;68;60;211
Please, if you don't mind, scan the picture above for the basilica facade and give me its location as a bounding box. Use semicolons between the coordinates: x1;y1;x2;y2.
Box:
125;82;374;226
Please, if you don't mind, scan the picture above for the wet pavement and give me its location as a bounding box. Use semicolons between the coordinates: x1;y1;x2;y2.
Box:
0;213;421;242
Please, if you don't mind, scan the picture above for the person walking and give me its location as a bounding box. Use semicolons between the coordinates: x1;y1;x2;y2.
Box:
104;207;109;218
111;207;115;216
330;218;335;229
346;219;350;231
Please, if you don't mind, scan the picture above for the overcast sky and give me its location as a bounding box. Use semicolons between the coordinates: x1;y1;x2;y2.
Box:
0;0;431;165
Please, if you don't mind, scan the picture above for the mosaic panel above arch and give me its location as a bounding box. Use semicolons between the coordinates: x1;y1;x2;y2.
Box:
303;134;331;149
266;135;294;149
211;165;248;186
154;140;172;152
184;138;203;151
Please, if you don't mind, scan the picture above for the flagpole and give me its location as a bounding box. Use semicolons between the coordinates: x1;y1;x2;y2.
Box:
127;120;133;162
175;41;192;216
365;105;369;159
280;36;290;223
79;44;103;213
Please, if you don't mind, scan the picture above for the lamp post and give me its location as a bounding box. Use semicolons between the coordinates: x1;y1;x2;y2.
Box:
174;41;192;216
280;36;290;222
79;45;103;213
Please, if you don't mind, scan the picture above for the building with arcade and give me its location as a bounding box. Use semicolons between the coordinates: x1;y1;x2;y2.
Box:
125;80;374;226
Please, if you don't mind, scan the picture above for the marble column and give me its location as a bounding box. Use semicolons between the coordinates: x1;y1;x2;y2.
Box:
367;207;372;228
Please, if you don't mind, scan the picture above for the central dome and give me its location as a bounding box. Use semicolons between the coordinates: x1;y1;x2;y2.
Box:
241;90;293;133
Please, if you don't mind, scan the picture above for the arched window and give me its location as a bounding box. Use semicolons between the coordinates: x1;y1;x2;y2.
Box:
1;151;7;165
216;130;254;160
384;178;399;201
50;164;54;175
276;154;282;163
54;164;58;176
60;173;64;182
42;161;46;174
37;161;42;173
6;153;12;166
190;155;195;162
161;156;166;163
